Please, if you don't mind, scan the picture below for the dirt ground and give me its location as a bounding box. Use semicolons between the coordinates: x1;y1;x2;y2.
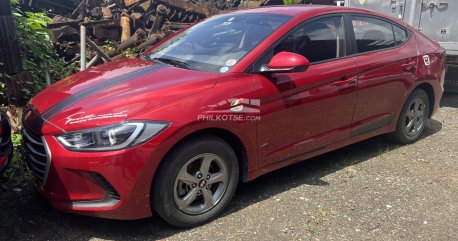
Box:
1;93;457;241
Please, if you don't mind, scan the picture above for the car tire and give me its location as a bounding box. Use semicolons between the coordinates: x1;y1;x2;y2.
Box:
152;135;239;228
388;89;430;144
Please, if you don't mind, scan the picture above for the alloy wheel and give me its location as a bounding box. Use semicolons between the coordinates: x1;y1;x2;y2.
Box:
404;98;426;137
173;153;229;215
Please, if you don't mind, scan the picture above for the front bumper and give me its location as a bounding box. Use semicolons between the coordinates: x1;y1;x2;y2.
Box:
24;132;165;220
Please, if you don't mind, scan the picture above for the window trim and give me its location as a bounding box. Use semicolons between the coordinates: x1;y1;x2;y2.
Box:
246;13;349;73
246;13;413;73
392;23;409;47
346;13;412;57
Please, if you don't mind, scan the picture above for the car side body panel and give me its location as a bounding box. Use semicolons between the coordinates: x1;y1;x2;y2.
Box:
255;57;358;167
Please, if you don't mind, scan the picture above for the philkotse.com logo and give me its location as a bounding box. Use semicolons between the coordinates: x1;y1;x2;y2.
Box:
197;98;261;121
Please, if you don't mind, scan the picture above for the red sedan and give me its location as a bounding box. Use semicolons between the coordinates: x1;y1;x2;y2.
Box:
0;111;13;175
23;6;445;227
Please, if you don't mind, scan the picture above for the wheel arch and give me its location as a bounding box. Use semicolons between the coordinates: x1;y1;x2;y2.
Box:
392;81;436;133
153;127;250;186
415;82;435;118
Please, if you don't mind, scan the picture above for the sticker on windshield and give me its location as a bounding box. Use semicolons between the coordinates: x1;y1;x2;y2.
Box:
220;66;229;73
226;59;237;66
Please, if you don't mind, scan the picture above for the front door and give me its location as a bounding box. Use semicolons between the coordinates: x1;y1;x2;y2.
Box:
253;15;359;167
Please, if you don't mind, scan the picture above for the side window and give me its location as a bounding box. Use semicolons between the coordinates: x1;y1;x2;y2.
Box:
274;16;346;63
351;16;395;53
393;25;408;46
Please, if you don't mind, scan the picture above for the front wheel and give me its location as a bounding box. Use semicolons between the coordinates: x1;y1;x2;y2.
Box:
388;89;430;144
152;136;239;227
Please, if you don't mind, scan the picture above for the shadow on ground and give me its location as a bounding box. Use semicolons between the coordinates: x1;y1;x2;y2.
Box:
0;119;443;241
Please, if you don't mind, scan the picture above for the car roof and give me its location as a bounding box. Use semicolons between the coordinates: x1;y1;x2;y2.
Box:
234;5;406;27
235;5;329;16
235;5;396;17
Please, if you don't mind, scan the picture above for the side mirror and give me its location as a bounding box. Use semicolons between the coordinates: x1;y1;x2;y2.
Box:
266;51;310;73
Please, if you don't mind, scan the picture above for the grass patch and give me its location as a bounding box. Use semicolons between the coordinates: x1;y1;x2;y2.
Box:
344;167;357;178
307;208;329;235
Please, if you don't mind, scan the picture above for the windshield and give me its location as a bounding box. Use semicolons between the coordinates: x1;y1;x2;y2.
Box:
147;13;292;73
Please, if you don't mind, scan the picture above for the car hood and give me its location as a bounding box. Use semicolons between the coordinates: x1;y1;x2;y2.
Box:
27;58;219;134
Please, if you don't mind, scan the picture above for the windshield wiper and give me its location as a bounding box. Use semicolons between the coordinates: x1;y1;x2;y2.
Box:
151;57;192;70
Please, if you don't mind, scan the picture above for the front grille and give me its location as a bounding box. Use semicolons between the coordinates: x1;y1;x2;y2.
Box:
22;125;50;185
0;115;12;157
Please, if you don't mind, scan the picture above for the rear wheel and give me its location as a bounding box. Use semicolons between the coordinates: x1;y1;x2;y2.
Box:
152;136;239;227
388;89;429;144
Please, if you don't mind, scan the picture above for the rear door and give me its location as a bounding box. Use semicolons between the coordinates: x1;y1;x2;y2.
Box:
349;15;418;136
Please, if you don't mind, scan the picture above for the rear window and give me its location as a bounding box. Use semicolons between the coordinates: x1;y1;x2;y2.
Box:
351;16;395;53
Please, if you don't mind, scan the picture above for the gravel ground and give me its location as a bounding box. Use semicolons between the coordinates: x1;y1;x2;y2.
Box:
1;93;457;241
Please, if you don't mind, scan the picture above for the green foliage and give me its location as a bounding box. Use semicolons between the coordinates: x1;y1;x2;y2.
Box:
284;0;302;4
122;47;140;58
9;1;78;103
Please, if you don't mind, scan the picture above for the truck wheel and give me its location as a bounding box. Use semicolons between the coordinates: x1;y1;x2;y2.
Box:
152;135;239;227
388;89;429;144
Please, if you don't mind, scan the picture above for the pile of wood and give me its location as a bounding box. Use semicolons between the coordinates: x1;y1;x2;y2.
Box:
44;0;285;68
45;0;283;68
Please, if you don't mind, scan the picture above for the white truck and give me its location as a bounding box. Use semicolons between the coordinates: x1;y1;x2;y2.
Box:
344;0;458;92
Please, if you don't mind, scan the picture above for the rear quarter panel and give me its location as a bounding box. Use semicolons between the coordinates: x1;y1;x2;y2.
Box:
413;31;445;114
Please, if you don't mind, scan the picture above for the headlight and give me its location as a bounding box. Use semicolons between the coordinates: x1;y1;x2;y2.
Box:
56;121;169;151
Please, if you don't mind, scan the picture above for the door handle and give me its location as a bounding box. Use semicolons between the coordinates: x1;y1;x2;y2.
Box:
402;61;417;72
332;78;357;89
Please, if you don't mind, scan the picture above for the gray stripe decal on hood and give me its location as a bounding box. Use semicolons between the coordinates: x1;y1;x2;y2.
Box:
40;64;166;122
